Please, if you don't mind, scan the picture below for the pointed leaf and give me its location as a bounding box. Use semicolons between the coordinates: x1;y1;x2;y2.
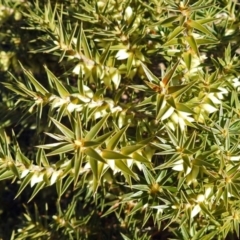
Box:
126;52;134;76
142;164;155;185
195;38;218;45
121;145;143;155
107;125;128;150
8;162;20;178
140;62;159;83
0;170;14;181
20;63;49;95
120;233;131;240
165;26;185;44
44;66;69;98
84;148;106;163
28;182;45;202
156;103;174;121
85;114;109;140
89;157;98;179
46;143;75;156
15;172;34;199
36;148;49;167
160;16;179;26
77;23;92;59
187;20;216;38
37;142;68;149
74;112;82;140
156;93;165;114
199;231;218;240
102;150;130;159
162;60;180;86
182;51;192;70
74;148;83;185
100;43;111;65
168;80;197;98
115;160;137;179
50;118;74;139
185;35;200;57
175;103;195;114
61;176;74;197
132;152;150;163
94;131;114;143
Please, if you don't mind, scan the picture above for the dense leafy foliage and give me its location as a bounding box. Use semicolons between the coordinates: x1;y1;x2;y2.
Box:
1;0;240;239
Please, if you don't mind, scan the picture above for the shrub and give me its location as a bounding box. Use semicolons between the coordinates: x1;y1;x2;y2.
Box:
1;0;240;239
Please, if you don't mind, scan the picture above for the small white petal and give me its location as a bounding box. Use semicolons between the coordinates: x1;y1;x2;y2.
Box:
50;171;60;185
67;103;79;112
124;6;133;21
197;194;205;203
228;156;240;161
172;160;183;171
116;49;129;60
161;106;174;121
21;169;29;178
191;204;201;218
208;93;221;104
202;103;217;113
205;187;212;199
31;173;43;187
72;63;82;75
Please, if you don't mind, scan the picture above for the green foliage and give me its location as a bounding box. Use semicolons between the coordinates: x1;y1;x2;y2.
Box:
1;0;240;239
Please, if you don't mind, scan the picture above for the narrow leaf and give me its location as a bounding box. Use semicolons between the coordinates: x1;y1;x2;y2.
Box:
79;23;92;59
185;35;200;57
107;125;128;150
0;170;14;181
165;26;185;43
115;160;137;179
140;62;159;83
132;152;150;163
187;20;216;38
84;148;106;163
74;148;83;185
50;118;74;139
28;182;45;202
162;60;180;86
102;150;130;159
44;66;69;98
85;114;109;140
182;51;192;70
15;172;34;199
168;80;197;98
61;176;74;197
46;143;75;156
20;63;49;95
89;157;98;179
121;145;143;155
